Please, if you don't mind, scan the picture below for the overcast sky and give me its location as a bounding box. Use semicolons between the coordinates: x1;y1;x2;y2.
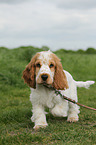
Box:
0;0;96;51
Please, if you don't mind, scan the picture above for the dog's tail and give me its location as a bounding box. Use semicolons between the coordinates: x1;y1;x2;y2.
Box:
75;81;95;89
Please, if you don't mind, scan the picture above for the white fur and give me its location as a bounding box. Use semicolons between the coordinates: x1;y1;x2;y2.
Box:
29;51;95;129
36;51;54;84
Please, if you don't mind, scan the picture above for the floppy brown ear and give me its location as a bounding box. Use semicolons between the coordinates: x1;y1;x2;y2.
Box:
22;53;39;88
52;55;68;90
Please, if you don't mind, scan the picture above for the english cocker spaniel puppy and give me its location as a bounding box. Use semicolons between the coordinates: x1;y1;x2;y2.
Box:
23;50;95;130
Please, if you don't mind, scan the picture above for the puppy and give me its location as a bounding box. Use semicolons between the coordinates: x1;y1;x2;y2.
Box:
23;50;95;130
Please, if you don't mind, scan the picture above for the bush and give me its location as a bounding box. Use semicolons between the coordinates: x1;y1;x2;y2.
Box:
86;48;96;54
77;49;85;54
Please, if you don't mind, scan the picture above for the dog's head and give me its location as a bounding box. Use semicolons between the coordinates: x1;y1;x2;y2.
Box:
23;51;68;90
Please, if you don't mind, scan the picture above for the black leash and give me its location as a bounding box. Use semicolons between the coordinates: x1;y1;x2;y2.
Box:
44;84;96;111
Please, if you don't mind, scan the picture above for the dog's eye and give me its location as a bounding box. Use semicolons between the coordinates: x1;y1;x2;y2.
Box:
49;63;54;68
36;63;41;68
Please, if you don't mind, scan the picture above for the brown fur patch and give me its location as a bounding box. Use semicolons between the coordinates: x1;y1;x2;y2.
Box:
51;53;69;90
22;53;40;88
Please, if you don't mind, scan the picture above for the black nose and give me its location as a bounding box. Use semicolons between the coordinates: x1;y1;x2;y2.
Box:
41;75;48;81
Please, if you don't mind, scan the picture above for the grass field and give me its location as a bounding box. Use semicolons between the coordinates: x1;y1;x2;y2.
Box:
0;47;96;145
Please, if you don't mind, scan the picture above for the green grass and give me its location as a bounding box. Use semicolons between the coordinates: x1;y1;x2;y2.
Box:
0;47;96;145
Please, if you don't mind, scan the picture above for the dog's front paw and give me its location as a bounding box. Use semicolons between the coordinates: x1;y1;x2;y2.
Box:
51;106;67;117
33;124;48;130
67;114;79;122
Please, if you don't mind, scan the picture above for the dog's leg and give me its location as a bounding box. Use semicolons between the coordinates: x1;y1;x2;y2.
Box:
67;81;80;122
31;105;48;130
67;103;80;122
50;100;68;117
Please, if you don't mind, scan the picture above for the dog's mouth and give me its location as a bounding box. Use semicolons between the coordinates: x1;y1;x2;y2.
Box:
42;81;47;84
42;81;49;86
42;82;53;88
36;75;53;86
37;81;48;85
